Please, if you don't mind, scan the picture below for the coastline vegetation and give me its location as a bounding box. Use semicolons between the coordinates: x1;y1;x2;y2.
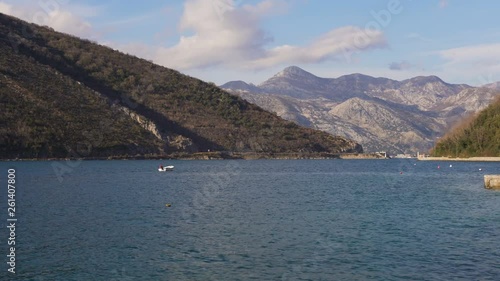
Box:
430;96;500;157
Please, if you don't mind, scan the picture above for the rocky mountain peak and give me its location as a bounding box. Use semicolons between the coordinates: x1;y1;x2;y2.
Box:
256;66;326;98
219;80;261;92
338;73;375;81
273;66;318;79
406;75;446;86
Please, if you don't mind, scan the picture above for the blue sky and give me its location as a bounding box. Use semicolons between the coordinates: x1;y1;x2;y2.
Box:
1;0;500;86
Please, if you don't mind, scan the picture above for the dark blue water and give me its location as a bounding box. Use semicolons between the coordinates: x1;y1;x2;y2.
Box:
1;159;499;280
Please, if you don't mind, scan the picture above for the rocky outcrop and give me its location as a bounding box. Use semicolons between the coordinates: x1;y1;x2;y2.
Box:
118;106;197;152
119;106;163;140
484;175;500;190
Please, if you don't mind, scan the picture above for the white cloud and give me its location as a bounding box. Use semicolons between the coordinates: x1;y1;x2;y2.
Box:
1;0;390;83
248;26;386;69
436;43;500;85
0;0;96;39
152;0;386;71
45;10;93;37
152;0;274;70
438;43;500;65
0;2;12;14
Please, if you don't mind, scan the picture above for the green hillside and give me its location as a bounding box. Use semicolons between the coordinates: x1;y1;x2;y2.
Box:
0;13;361;159
430;96;500;157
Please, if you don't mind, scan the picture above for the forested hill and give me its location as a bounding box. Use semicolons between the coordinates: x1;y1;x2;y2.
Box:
431;97;500;157
0;13;361;159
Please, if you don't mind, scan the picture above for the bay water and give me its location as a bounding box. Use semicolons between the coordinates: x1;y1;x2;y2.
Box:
1;159;499;280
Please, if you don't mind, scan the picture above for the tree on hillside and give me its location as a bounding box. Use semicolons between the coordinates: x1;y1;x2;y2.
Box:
431;96;500;157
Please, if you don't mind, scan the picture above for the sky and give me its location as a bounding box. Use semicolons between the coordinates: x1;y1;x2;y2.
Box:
1;0;500;86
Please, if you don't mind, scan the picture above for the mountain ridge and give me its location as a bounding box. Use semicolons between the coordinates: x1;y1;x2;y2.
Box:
0;13;362;159
483;81;500;90
222;66;499;153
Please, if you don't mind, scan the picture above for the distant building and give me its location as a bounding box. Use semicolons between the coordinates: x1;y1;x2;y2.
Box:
394;153;414;159
417;152;427;159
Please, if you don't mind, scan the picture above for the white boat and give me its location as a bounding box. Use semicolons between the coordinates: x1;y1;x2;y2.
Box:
158;166;174;172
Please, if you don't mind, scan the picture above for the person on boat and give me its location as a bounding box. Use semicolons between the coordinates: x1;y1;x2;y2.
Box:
159;164;163;170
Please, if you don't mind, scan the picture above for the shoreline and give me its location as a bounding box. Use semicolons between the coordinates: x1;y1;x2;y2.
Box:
1;152;389;161
418;156;500;162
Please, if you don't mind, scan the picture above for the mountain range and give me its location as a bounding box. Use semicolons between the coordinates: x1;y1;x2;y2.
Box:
0;13;361;159
221;66;500;154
